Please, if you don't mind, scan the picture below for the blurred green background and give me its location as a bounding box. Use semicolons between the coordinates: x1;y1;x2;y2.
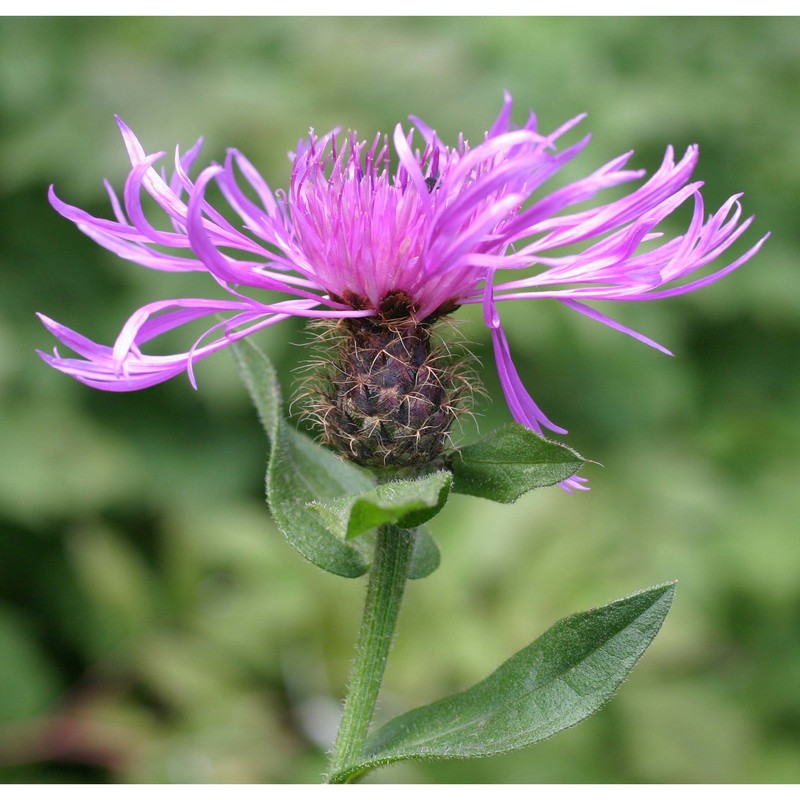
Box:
1;16;798;784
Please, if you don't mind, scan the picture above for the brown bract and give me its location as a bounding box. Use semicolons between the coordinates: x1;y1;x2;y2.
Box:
298;293;478;469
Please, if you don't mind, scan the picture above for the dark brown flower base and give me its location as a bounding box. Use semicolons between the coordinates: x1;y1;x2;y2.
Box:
300;293;476;468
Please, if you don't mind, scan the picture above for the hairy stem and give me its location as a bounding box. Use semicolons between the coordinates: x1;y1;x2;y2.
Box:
326;524;417;783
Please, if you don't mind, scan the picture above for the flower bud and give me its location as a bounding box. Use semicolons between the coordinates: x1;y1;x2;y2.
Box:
302;291;475;468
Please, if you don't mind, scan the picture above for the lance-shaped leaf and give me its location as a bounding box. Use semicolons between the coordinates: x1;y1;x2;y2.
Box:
329;582;675;782
269;425;375;577
232;338;371;577
308;472;452;540
447;423;586;503
231;338;439;579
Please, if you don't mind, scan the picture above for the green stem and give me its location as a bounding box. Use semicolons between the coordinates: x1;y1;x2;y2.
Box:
326;524;417;783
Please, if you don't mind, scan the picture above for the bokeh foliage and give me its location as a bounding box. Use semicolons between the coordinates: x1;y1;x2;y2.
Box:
1;16;798;783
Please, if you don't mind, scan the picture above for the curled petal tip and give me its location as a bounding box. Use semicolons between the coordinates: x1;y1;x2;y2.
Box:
41;98;768;483
36;312;59;333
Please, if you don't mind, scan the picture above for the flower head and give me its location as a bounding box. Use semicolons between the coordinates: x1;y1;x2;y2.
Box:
38;94;768;489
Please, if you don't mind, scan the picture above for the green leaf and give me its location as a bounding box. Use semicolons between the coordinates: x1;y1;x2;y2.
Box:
309;471;452;539
271;427;376;577
232;338;373;578
329;582;675;782
407;526;440;581
230;332;283;439
232;338;441;580
447;423;586;502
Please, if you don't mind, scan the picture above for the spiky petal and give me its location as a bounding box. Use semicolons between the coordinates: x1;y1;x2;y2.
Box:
38;95;769;488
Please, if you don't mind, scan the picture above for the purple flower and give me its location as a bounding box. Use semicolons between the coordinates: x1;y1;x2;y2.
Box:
38;94;767;490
